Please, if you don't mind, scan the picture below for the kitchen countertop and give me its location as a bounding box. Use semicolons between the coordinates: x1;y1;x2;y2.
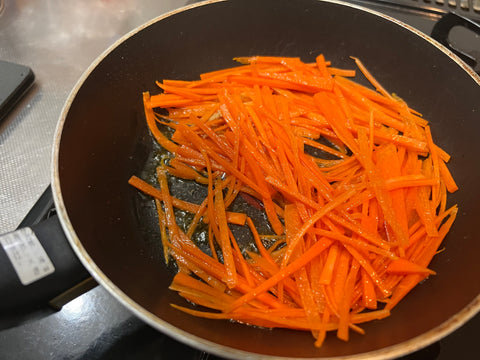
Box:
0;0;198;234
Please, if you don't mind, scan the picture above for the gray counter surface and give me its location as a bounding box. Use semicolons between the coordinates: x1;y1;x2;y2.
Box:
0;0;195;233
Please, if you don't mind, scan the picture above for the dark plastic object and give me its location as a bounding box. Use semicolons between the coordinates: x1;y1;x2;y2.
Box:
431;12;480;68
0;187;90;315
0;60;34;122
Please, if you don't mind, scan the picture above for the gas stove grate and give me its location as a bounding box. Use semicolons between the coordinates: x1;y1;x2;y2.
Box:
362;0;480;20
433;0;480;13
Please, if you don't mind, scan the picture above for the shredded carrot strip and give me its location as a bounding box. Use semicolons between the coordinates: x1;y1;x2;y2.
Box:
131;54;458;348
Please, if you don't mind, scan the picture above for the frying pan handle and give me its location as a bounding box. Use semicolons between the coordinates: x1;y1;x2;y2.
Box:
0;213;91;315
431;12;480;69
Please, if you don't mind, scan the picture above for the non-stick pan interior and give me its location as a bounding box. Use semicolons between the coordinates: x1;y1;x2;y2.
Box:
56;0;480;357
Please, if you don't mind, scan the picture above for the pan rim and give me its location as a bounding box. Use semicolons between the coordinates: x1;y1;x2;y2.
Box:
51;0;480;359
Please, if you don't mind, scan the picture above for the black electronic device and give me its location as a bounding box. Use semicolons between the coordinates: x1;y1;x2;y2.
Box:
0;59;34;122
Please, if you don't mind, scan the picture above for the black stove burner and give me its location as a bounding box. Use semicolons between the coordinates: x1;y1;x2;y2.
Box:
1;2;479;359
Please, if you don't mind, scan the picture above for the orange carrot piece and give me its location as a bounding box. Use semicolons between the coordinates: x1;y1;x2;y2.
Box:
338;259;360;341
350;56;395;101
230;74;331;93
386;258;436;275
247;217;277;267
156;166;180;240
143;92;179;154
424;125;441;205
294;266;323;342
385;175;437;190
154;198;169;264
439;159;458;193
214;184;237;288
328;67;356;77
361;269;377;309
318;243;340;285
415;184;439;237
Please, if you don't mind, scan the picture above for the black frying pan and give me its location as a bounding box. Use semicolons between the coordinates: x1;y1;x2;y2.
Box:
15;0;480;358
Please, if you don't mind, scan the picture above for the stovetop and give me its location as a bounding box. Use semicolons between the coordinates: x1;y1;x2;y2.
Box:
1;1;479;359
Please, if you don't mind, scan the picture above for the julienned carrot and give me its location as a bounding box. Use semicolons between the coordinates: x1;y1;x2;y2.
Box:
154;198;169;264
128;175;246;226
227;237;334;312
130;54;458;348
350;57;394;102
214;184;237;288
143;92;179;154
386;258;436;275
171;303;391;331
